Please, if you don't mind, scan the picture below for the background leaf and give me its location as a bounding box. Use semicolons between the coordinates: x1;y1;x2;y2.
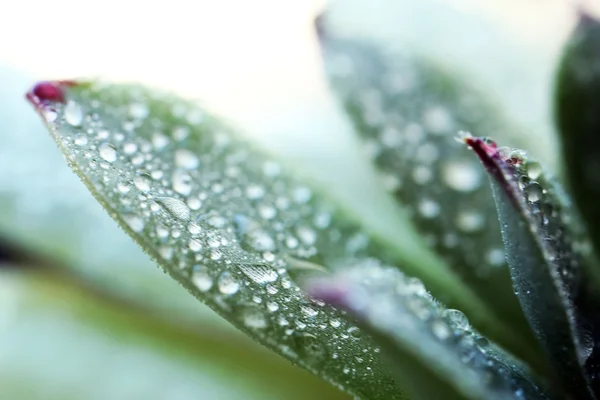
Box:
555;12;600;265
0;267;348;400
310;262;550;400
465;135;600;398
316;7;542;366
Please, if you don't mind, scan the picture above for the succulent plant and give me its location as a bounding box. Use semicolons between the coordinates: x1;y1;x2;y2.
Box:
10;2;600;400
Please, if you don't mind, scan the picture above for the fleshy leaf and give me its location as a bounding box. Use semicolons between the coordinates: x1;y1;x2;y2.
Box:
0;67;215;325
555;12;600;265
316;10;541;362
465;135;600;398
310;262;551;400
25;79;505;399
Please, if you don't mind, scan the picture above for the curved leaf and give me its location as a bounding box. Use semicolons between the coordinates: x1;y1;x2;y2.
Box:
0;67;212;324
27;79;472;399
555;12;600;265
465;135;600;398
310;262;551;400
316;9;541;364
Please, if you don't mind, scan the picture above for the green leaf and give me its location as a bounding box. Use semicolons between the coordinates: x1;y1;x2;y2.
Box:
0;267;349;400
316;9;542;364
465;135;600;399
555;12;600;265
28;79;449;400
310;261;551;400
0;67;211;324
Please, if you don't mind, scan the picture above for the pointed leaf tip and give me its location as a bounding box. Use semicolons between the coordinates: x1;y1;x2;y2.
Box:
465;135;600;398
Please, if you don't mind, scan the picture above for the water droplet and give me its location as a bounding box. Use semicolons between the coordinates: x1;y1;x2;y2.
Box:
133;173;152;192
238;264;278;284
64;101;84;126
98;143;117;163
443;160;481;192
234;215;276;252
267;301;279;312
246;185;265;199
152;132;170;150
172;169;192;195
418;199;440;219
175;148;199;169
456;210;485;233
187;197;202;211
296;226;317;245
192;266;213;292
412;166;433;184
188;238;203;252
431;318;451;340
258;205;276;220
123;142;138;155
423;106;453;133
527;162;543;180
155;197;191;221
301;305;319;318
486;248;505;267
129;102;149;119
293;187;312;204
525;182;543;203
241;306;267;329
123;213;145;233
74;134;88;146
218;272;239;295
442;309;469;330
188;223;201;235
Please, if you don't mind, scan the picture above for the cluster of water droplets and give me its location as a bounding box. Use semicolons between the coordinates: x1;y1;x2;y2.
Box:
323;40;516;305
41;83;410;397
334;263;546;399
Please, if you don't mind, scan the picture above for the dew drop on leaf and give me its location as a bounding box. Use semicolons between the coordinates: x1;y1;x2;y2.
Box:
217;271;240;295
98;143;118;163
64;101;84;126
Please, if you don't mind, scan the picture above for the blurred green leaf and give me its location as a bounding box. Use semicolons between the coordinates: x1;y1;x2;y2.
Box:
555;12;600;264
316;8;541;366
310;262;550;400
465;135;600;398
0;267;349;400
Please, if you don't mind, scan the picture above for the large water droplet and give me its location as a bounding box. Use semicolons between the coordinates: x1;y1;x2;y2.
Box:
175;148;199;169
155;197;191;221
172;169;192;195
234;215;276;252
218;272;240;295
98;143;117;163
456;210;484;233
526;162;543;180
443;160;481;192
238;264;278;284
418;199;440;219
442;309;469;330
525;182;543;203
64;101;84;126
192;266;213;292
241;306;267;329
133;173;152;192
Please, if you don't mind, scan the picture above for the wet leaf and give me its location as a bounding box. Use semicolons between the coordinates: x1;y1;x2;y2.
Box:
0;68;209;323
316;10;541;363
27;79;480;399
310;261;550;400
465;135;600;398
555;12;600;264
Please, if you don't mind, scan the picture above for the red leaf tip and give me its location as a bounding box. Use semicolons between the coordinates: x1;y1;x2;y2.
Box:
26;80;78;108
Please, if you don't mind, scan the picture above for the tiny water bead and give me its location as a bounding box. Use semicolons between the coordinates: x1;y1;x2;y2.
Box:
192;266;213;292
155;197;191;222
442;160;482;192
418;198;440;219
524;183;543;203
